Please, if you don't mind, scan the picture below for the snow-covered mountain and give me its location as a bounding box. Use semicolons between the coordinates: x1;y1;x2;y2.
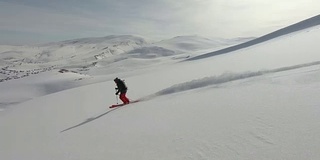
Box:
0;35;248;82
0;35;149;71
1;14;320;160
155;35;232;52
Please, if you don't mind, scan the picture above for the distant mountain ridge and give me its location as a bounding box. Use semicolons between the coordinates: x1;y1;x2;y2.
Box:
0;35;248;82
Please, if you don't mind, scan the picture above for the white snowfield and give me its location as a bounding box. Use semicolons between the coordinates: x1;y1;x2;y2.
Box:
1;15;320;160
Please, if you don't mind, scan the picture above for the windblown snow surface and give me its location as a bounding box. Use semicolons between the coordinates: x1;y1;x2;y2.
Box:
1;15;320;160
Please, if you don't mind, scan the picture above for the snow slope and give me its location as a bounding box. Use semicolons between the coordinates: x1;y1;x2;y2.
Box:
1;15;320;160
187;14;320;61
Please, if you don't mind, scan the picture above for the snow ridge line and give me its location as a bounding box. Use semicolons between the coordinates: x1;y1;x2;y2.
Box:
153;61;320;96
186;14;320;61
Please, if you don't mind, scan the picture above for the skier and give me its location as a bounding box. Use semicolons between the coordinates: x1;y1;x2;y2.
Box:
114;77;130;104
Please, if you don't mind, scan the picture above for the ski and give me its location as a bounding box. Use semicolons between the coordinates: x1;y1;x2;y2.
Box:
109;100;140;108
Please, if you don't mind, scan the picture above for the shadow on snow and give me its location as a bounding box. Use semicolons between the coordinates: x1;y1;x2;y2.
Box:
60;107;120;133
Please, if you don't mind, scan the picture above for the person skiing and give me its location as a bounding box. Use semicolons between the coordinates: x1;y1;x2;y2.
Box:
114;77;130;104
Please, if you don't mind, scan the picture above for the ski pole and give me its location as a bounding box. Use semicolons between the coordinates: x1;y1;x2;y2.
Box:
115;88;119;104
115;94;119;104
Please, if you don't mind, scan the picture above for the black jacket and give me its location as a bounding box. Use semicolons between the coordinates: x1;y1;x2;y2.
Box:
115;79;127;94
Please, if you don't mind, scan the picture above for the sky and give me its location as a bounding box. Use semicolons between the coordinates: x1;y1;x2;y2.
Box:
0;0;319;45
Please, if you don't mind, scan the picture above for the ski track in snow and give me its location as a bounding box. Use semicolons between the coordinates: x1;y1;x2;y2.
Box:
152;61;320;97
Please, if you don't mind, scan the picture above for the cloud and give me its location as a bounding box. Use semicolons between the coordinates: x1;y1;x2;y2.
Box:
1;0;320;45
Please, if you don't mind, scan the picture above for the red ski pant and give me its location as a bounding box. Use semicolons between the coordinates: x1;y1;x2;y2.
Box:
119;92;130;104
